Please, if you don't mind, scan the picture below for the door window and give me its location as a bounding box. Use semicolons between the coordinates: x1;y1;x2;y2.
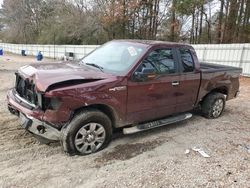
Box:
136;48;177;75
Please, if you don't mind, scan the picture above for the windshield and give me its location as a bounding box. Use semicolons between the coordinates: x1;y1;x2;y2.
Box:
80;41;147;75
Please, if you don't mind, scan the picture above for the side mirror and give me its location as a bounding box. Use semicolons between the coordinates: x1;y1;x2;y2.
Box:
133;67;157;81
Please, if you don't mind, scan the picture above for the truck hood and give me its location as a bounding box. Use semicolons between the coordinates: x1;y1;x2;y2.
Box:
18;62;112;92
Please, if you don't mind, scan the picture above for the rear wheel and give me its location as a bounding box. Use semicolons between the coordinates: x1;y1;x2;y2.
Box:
61;109;112;155
201;92;225;119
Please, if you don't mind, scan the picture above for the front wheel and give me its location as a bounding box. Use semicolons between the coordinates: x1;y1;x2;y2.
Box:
61;109;112;155
201;92;226;119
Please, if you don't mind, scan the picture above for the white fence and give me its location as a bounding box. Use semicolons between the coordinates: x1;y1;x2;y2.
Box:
0;43;249;76
193;43;250;76
0;43;99;60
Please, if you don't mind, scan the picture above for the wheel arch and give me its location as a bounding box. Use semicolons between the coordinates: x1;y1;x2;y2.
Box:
210;86;228;96
201;86;228;104
73;104;119;129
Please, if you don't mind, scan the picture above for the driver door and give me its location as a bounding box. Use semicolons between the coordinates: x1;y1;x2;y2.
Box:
126;47;180;124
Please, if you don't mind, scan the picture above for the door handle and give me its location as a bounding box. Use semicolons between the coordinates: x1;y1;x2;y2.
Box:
172;81;179;86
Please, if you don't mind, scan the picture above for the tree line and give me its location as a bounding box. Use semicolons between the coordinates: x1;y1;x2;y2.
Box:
0;0;249;45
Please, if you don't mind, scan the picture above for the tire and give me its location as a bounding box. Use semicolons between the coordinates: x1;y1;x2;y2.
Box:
201;92;226;119
61;109;112;155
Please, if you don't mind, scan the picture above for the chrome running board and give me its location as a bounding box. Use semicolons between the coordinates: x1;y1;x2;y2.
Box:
123;113;192;134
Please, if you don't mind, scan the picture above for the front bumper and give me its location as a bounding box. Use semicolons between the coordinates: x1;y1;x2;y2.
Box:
7;89;60;141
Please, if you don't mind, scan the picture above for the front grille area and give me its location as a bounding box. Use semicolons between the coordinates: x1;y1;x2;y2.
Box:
15;73;38;106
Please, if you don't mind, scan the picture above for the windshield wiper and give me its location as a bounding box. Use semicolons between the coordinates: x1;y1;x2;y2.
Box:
85;63;104;72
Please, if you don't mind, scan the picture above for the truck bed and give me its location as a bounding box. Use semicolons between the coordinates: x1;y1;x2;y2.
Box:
198;62;242;103
200;62;242;73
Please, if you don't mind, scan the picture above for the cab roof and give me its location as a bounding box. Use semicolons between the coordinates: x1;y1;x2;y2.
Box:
112;39;192;48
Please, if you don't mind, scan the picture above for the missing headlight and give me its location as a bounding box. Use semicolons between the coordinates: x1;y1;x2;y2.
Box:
43;97;61;110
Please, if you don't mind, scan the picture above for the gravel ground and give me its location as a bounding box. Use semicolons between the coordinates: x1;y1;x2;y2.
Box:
0;53;249;188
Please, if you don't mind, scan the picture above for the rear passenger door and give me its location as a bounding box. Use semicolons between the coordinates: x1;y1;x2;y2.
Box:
176;48;200;113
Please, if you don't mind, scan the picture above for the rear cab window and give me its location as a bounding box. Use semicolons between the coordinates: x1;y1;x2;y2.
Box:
178;48;195;73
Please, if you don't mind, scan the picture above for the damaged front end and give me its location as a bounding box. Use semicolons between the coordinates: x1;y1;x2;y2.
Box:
7;71;103;141
7;60;115;142
7;73;61;141
15;72;39;109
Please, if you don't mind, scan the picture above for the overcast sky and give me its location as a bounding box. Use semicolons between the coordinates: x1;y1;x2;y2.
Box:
0;0;2;7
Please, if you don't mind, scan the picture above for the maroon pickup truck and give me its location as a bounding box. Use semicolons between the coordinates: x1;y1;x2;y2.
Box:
7;40;242;155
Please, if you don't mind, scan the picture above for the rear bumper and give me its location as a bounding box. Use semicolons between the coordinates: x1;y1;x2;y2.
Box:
7;89;60;141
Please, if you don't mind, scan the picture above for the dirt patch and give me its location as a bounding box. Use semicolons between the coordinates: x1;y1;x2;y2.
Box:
95;139;166;165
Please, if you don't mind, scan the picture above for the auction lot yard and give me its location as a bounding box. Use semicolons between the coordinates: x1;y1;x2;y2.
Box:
0;53;249;188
